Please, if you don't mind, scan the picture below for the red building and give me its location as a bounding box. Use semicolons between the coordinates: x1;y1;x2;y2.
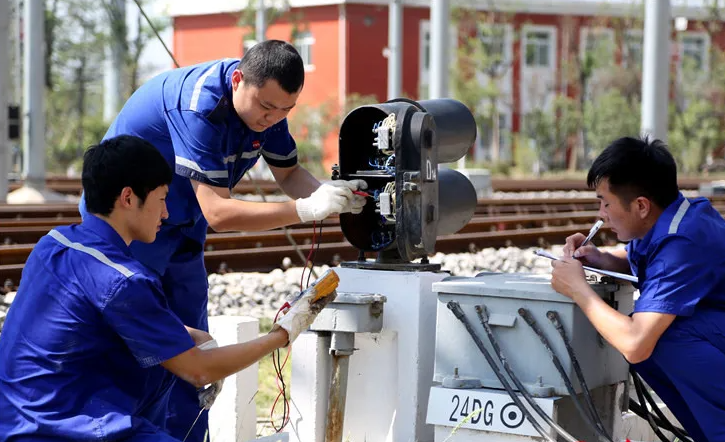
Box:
167;0;722;168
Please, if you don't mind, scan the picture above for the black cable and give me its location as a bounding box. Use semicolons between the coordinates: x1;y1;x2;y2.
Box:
475;305;579;442
631;371;691;441
131;0;181;69
632;370;672;442
546;310;609;436
628;398;691;441
518;308;613;442
446;301;557;442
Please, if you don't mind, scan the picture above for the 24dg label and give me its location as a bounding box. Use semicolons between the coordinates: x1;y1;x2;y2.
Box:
426;386;556;437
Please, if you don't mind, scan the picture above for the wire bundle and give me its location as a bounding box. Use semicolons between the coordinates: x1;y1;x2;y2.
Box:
270;221;323;432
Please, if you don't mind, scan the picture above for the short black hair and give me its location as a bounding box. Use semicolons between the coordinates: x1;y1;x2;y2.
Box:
239;40;304;94
82;135;173;216
587;136;679;209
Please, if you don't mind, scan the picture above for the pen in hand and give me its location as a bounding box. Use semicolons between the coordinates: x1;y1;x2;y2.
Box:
575;219;604;256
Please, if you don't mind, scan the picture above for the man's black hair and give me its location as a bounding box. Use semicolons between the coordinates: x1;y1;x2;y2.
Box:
587;135;679;210
238;40;305;94
82;135;173;216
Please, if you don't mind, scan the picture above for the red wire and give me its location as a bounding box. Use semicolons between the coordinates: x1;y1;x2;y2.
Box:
299;221;317;290
270;220;318;431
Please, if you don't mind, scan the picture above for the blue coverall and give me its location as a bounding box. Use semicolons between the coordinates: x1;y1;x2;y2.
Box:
627;192;725;442
0;214;196;441
79;58;298;441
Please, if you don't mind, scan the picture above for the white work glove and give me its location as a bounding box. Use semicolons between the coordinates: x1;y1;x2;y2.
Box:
323;180;369;215
196;339;224;410
272;289;338;346
295;183;353;222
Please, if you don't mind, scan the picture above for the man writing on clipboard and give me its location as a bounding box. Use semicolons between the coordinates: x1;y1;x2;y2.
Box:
549;136;725;442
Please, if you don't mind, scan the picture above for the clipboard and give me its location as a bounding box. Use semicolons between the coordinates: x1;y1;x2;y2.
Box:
535;249;638;283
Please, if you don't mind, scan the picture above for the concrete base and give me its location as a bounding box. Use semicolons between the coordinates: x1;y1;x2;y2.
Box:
288;268;449;442
6;186;76;204
207;316;259;442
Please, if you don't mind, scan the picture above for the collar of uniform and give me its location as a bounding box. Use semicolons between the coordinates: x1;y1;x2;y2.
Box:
80;213;131;254
631;191;686;257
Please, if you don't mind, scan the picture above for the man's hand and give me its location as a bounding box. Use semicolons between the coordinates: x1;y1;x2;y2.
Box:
323;179;368;191
551;257;591;300
562;232;604;266
323;179;369;215
196;339;224;410
295;184;354;222
273;289;338;345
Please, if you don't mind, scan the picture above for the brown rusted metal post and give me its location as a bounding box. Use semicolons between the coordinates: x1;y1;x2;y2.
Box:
325;331;355;442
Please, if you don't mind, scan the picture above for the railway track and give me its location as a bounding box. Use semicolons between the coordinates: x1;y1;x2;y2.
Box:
2;195;725;289
7;176;710;196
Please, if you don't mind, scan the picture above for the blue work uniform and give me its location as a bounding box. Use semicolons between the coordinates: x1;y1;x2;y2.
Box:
0;214;196;441
627;192;725;442
79;58;298;441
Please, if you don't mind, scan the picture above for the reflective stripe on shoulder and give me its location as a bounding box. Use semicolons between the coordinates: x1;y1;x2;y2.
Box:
189;61;224;112
175;156;228;179
48;229;135;278
668;198;690;234
261;149;298;161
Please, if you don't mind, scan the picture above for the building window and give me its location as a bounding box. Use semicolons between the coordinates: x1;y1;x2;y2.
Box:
681;34;707;71
294;31;315;70
525;31;551;67
623;31;643;68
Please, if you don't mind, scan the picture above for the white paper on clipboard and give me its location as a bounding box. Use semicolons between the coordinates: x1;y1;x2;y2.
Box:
535;249;638;283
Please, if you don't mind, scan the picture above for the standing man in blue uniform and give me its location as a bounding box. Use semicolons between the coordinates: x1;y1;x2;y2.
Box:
551;136;725;441
81;40;366;439
0;135;335;441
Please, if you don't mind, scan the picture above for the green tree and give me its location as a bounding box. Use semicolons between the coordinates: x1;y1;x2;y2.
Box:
450;8;515;165
668;2;725;173
43;0;167;172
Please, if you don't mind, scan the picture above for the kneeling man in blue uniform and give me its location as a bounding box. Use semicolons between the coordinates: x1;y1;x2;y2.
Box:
551;136;725;441
0;135;334;441
79;40;366;440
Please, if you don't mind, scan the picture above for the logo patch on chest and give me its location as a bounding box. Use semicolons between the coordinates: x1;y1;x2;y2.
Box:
252;140;262;150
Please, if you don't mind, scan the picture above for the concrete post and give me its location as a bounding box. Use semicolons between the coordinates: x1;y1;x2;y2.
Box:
641;0;671;141
22;0;45;190
387;0;402;100
256;0;266;43
207;316;259;442
429;0;449;100
0;0;9;202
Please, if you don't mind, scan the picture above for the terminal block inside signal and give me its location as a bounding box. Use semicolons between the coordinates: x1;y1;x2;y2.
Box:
335;110;401;253
336;97;477;263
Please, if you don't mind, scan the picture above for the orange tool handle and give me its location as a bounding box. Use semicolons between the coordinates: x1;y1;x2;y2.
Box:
308;269;340;302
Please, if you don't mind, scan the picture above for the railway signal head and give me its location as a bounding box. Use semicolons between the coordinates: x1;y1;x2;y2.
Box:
335;98;477;264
